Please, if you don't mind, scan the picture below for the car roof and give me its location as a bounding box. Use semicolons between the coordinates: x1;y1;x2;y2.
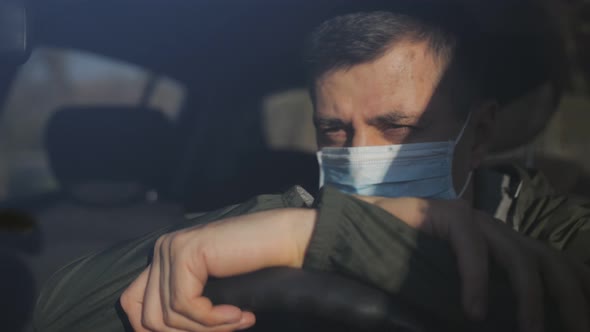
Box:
29;0;565;104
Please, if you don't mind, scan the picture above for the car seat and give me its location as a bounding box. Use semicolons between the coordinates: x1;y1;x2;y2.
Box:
0;106;186;331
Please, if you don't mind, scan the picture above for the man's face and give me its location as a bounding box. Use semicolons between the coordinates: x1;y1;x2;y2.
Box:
313;40;495;197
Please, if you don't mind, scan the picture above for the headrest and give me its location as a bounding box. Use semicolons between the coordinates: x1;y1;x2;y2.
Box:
45;106;176;190
490;82;556;152
460;0;567;151
0;0;30;65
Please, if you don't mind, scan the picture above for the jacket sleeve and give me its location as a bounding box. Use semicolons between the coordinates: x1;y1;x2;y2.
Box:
33;191;303;332
511;168;590;266
302;186;520;330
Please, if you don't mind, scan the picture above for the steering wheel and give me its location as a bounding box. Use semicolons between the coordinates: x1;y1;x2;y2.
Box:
203;268;446;332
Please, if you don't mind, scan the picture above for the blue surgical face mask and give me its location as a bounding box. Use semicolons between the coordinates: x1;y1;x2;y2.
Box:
316;114;473;199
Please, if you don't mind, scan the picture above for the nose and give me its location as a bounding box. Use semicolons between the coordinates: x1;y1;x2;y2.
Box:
349;127;367;147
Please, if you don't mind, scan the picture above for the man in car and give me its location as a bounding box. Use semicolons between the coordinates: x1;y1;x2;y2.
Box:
35;9;590;332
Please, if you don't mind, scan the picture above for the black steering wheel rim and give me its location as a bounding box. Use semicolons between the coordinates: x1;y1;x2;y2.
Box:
203;267;447;332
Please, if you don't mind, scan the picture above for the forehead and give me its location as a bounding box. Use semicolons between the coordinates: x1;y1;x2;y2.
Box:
314;40;454;123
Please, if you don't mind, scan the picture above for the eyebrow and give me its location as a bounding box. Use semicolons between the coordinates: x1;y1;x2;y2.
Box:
313;116;346;128
368;112;411;125
314;111;427;129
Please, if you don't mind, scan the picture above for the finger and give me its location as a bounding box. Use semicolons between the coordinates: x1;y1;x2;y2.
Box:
155;234;256;332
121;268;152;332
157;236;244;331
236;311;256;331
532;247;590;332
567;257;590;301
570;260;590;320
447;208;488;320
168;248;246;327
142;241;185;331
160;236;203;330
478;218;544;332
543;262;589;332
513;266;545;332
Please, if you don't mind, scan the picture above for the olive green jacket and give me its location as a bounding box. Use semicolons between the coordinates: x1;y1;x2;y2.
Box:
33;166;590;331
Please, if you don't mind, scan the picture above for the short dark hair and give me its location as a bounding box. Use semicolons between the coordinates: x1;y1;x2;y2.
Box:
304;10;488;115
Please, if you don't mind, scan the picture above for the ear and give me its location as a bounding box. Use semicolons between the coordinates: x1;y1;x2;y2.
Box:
470;100;498;169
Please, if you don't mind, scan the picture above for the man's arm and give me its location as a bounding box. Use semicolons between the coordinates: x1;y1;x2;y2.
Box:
304;188;468;324
33;189;309;332
306;187;590;331
120;187;589;332
121;208;316;331
34;186;590;332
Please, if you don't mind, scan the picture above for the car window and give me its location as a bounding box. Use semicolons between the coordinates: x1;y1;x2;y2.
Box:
0;47;186;201
262;88;316;153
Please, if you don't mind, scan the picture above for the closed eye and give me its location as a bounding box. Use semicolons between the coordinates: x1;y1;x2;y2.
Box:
368;111;421;130
314;117;348;136
315;120;348;146
377;123;416;131
377;122;423;142
319;126;344;134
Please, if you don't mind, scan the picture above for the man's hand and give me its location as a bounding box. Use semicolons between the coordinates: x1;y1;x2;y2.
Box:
120;208;316;332
359;196;590;332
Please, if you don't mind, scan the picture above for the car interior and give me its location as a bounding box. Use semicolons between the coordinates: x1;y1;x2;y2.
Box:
0;0;589;331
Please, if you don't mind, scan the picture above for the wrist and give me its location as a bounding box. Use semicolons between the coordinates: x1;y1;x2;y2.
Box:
194;208;318;277
286;208;317;268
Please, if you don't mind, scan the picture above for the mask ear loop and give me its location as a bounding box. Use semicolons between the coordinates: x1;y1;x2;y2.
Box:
317;151;325;189
455;112;472;144
457;170;473;198
453;112;473;198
